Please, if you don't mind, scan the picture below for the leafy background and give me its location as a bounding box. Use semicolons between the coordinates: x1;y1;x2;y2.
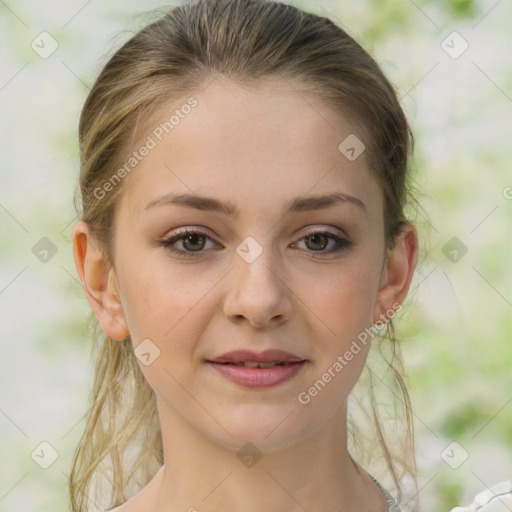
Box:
0;0;510;511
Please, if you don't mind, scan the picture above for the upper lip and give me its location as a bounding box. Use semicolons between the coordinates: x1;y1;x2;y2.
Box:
207;349;306;364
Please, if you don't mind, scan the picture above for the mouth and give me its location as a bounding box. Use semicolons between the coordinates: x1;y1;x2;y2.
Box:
205;357;308;388
209;360;304;368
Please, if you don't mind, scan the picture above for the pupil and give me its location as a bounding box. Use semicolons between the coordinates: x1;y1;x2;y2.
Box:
184;234;204;251
307;234;327;251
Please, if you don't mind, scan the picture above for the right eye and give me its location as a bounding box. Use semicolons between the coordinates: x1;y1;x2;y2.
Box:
160;228;219;257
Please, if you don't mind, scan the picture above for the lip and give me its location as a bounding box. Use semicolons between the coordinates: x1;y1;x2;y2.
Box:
207;349;305;364
207;360;307;388
205;349;308;389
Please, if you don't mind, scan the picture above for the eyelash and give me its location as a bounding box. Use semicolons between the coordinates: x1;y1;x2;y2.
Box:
160;228;353;258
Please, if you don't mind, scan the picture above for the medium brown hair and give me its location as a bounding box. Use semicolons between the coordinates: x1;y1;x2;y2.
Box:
70;1;418;510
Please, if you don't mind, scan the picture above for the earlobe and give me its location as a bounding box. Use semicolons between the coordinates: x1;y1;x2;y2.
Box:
72;221;130;340
373;222;418;324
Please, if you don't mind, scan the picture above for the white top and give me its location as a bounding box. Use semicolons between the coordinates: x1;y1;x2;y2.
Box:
371;479;512;512
370;476;401;511
449;481;512;512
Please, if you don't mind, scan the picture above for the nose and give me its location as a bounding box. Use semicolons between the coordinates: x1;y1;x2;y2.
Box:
222;239;292;328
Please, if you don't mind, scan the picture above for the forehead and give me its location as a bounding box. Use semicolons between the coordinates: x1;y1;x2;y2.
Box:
116;76;382;223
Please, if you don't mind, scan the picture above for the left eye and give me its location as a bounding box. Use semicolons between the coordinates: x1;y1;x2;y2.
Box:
160;228;352;257
295;231;352;253
161;229;218;255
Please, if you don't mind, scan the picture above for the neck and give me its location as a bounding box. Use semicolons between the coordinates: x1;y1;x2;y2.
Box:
148;397;387;512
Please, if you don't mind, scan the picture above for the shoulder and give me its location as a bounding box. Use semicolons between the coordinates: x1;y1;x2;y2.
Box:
449;481;512;512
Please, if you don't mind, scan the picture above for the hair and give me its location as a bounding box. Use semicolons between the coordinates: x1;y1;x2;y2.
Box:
69;0;420;510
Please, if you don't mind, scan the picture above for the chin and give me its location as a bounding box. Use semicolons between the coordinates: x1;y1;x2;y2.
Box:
210;407;311;453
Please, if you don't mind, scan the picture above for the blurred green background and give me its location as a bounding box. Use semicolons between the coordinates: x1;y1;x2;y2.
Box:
0;0;510;511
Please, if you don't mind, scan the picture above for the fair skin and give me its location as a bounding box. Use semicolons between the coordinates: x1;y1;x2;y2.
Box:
73;76;418;512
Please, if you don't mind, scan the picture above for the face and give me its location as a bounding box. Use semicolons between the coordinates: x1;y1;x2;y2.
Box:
75;76;415;454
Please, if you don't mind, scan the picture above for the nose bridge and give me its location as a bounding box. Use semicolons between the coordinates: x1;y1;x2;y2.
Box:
234;234;283;290
224;234;291;326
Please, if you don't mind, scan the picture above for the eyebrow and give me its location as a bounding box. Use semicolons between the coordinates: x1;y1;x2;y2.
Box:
144;191;366;216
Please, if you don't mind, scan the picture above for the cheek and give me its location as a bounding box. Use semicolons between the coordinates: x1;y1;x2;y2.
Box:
296;265;379;411
306;260;381;343
119;256;219;351
120;263;216;392
118;250;177;323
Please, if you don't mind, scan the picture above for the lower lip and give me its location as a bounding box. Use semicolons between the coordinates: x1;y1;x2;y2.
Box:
207;361;307;388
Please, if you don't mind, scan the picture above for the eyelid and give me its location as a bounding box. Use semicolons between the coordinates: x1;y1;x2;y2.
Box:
300;226;349;240
167;226;216;239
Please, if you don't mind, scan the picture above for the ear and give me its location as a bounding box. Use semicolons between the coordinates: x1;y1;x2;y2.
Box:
373;222;418;324
72;220;129;340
